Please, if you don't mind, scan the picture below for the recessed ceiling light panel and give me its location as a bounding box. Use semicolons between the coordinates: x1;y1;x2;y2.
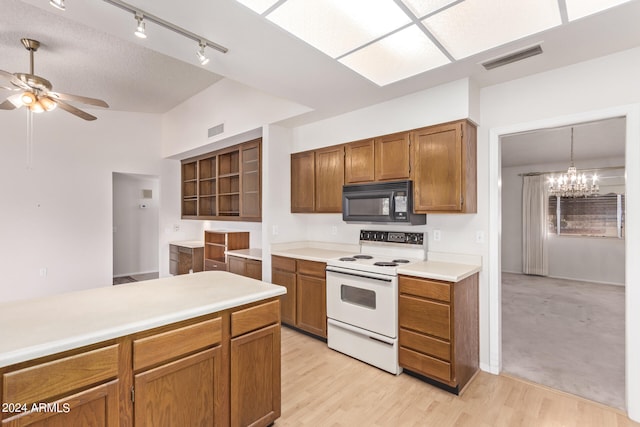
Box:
400;0;459;18
235;0;279;15
423;0;561;59
565;0;633;21
339;25;450;86
267;0;412;58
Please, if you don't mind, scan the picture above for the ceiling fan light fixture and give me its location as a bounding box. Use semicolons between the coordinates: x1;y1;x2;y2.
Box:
196;42;210;65
39;96;57;112
29;100;45;113
49;0;65;11
20;91;37;106
134;13;147;39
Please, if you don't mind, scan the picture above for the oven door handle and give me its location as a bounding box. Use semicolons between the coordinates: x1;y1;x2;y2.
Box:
326;267;393;282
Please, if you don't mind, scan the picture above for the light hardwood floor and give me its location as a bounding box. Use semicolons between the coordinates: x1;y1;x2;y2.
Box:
278;326;639;427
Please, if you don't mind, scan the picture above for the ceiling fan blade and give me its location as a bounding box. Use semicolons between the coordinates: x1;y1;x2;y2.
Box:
0;94;23;110
0;70;30;90
49;91;109;108
53;99;97;121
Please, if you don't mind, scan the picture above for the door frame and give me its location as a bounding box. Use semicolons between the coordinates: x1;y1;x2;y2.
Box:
488;104;640;419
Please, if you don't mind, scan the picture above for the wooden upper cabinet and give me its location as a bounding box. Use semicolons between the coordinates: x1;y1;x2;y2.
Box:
375;132;410;181
314;145;344;213
181;139;262;221
345;139;375;183
411;120;477;213
291;151;316;213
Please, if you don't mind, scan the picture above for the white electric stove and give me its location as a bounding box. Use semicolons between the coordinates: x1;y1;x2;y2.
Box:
325;230;426;374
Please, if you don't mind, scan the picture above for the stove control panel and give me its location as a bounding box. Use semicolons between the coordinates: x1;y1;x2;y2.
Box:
360;230;424;245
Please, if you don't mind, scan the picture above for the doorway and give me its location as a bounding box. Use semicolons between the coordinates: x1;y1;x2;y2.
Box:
112;172;160;283
500;118;625;408
487;105;640;419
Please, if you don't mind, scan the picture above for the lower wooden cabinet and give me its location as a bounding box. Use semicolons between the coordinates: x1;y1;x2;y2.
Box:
228;255;262;280
134;348;221;427
398;273;478;394
1;299;282;427
271;255;327;339
231;325;280;427
1;380;120;427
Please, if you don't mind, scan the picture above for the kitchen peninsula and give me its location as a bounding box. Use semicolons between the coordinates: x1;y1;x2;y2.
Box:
0;272;286;427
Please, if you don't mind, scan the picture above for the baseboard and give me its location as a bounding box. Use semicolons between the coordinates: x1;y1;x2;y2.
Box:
502;271;624;287
114;270;158;278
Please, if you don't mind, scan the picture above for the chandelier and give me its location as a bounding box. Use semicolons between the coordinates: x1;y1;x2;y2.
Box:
548;127;599;198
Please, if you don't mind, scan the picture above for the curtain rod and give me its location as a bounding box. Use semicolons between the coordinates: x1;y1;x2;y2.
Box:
518;165;624;177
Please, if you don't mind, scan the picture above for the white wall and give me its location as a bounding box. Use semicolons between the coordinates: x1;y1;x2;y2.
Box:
482;46;640;420
112;173;160;277
0;109;171;303
502;158;625;285
161;79;311;158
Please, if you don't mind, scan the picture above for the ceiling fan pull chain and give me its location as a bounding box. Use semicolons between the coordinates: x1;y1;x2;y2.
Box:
26;110;33;170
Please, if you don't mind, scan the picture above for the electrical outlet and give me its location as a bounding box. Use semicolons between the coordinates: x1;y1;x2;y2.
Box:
331;226;338;235
433;230;441;242
173;224;180;232
272;225;279;236
476;231;485;243
39;268;47;277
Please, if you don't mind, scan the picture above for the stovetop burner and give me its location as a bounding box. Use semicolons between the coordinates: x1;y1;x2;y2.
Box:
392;259;410;264
339;257;356;261
353;254;373;259
373;261;398;267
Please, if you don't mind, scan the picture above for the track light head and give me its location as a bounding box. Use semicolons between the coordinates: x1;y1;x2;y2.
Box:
196;42;210;66
134;13;147;39
49;0;65;11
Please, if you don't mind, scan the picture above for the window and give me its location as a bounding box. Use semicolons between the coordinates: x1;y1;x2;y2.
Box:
548;193;625;238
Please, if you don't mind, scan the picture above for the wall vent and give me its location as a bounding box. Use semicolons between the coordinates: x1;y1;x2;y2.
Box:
481;45;543;70
208;123;224;138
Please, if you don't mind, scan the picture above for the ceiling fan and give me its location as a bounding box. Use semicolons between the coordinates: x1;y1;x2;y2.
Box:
0;38;109;121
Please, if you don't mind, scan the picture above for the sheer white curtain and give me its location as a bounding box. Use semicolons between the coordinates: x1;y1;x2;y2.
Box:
522;175;549;276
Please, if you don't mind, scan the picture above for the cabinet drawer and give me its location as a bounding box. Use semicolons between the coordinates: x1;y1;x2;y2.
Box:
399;347;451;382
297;259;325;278
170;244;179;254
3;344;119;405
205;259;227;271
400;328;450;361
272;255;296;272
399;275;451;302
399;295;450;340
231;300;280;338
133;317;222;371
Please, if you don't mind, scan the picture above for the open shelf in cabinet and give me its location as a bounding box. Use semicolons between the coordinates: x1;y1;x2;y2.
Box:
203;231;250;271
181;139;261;221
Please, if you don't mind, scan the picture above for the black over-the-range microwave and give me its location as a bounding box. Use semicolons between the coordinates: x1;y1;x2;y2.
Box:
342;180;426;225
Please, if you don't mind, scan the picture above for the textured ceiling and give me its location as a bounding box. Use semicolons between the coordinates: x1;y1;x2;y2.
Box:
0;0;223;113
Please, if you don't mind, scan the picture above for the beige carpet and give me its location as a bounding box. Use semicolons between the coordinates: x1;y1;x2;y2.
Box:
501;272;625;410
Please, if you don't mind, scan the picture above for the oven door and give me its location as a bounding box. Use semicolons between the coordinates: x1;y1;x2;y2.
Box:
326;266;397;338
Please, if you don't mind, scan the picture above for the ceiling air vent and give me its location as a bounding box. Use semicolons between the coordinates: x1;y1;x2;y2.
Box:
481;45;543;70
208;123;224;138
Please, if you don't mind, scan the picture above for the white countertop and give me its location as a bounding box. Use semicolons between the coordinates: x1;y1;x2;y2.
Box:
271;241;359;263
226;248;263;261
0;272;286;368
270;241;481;282
398;261;481;282
170;240;204;248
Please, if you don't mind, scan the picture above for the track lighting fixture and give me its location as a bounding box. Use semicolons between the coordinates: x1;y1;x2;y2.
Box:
101;0;227;54
49;0;65;11
196;42;210;66
134;13;147;39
